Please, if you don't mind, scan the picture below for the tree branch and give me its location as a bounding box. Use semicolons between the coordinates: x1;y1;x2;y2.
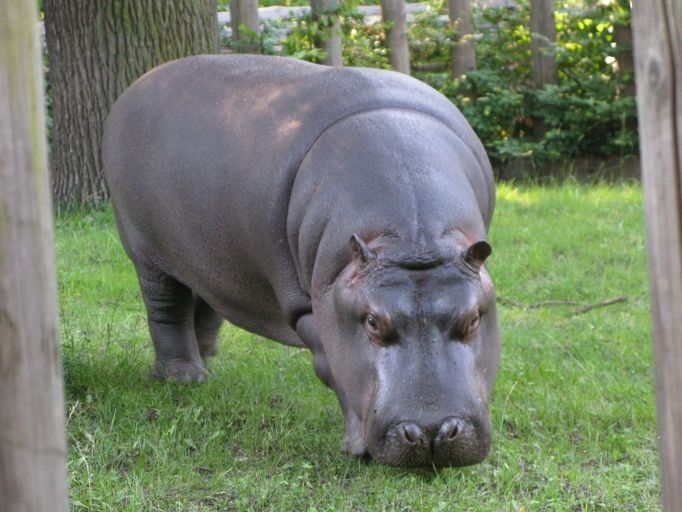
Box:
498;296;629;315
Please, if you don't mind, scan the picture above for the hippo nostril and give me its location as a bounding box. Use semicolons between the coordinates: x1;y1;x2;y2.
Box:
400;422;423;446
438;417;463;443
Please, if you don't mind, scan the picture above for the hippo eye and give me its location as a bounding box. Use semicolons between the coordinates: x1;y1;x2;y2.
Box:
463;312;481;340
470;312;481;331
454;312;481;342
365;314;389;346
364;313;394;346
365;314;379;334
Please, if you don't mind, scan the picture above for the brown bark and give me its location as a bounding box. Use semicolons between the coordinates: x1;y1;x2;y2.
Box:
614;20;635;97
230;0;260;53
311;0;343;66
449;0;476;78
530;0;557;88
632;2;682;511
0;1;68;511
44;0;219;206
381;0;411;74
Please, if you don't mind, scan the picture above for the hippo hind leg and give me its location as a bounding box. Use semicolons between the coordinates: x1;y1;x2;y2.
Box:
193;294;223;360
137;268;207;383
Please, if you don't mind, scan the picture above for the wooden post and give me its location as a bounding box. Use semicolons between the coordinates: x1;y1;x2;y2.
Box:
530;0;557;88
381;0;411;74
449;0;476;78
0;0;69;511
311;0;343;66
632;1;682;511
230;0;260;53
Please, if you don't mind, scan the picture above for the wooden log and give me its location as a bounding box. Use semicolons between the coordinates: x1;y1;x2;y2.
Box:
311;0;343;66
449;0;476;78
529;0;557;88
230;0;260;53
0;1;69;511
632;1;682;510
614;19;635;97
381;0;411;74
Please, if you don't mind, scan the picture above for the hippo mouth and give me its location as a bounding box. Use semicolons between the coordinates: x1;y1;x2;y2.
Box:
367;415;492;468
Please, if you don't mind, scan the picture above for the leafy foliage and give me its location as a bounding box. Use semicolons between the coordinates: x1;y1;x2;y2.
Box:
281;2;391;67
341;9;391;68
418;0;637;164
407;0;455;66
280;13;336;62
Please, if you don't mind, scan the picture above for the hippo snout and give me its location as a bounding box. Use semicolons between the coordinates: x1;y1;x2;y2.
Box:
374;416;491;468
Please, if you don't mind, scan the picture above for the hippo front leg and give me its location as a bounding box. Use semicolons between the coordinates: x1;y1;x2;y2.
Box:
296;314;368;456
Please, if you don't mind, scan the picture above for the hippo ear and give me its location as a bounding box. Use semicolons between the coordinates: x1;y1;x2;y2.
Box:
464;240;492;272
350;234;376;266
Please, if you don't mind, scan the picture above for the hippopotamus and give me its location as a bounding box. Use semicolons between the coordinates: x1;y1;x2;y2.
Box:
102;54;500;468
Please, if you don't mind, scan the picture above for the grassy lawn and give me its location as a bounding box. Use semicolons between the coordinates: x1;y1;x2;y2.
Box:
56;182;659;511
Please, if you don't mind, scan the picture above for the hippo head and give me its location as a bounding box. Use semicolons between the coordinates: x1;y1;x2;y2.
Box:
309;233;500;468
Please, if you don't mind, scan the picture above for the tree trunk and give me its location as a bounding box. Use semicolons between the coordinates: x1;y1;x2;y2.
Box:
632;2;682;511
449;0;476;78
230;0;260;53
530;0;557;88
311;0;343;66
614;17;635;97
381;0;411;74
0;1;68;511
44;0;219;206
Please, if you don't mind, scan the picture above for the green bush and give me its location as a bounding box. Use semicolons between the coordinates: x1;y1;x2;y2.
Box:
418;0;637;164
407;0;455;67
281;2;391;67
341;9;391;68
280;14;332;62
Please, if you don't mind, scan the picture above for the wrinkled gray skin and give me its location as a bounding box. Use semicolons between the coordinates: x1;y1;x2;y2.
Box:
103;55;500;468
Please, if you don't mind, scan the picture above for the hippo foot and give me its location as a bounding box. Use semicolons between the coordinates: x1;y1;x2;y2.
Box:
342;412;368;456
198;342;218;361
152;359;208;383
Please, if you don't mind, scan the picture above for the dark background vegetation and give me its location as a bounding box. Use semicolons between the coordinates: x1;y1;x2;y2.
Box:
41;0;636;182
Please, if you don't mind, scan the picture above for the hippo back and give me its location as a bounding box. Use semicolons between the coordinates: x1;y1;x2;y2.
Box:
103;55;494;343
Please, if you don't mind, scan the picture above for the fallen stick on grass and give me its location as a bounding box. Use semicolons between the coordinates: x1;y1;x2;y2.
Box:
497;297;581;309
498;296;629;315
572;296;628;315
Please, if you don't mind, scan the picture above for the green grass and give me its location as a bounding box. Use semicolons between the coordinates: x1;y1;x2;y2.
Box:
56;182;659;511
